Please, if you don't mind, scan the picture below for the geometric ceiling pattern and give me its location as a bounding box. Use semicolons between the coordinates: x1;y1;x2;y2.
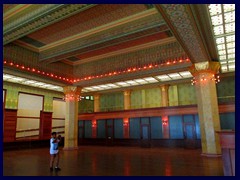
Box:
3;4;235;94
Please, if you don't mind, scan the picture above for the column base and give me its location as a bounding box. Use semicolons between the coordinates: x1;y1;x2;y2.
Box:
63;146;79;151
201;153;222;157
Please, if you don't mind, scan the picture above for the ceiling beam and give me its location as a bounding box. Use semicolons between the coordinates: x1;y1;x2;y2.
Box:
154;4;211;63
3;4;96;45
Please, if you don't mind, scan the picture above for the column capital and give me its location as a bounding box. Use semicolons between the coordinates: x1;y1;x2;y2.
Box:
189;61;220;76
159;84;170;92
94;93;100;99
63;86;82;95
123;90;131;96
63;86;82;101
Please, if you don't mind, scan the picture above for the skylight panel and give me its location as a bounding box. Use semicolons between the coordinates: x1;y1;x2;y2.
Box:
144;77;158;82
3;74;14;79
223;4;235;12
168;73;182;79
216;37;225;44
217;44;225;51
211;15;223;26
226;35;235;42
225;22;235;33
155;75;171;81
106;84;118;88
227;54;235;59
224;11;235;23
126;80;138;85
116;82;128;86
227;48;235;54
179;71;192;78
134;79;148;84
209;4;222;16
213;25;224;35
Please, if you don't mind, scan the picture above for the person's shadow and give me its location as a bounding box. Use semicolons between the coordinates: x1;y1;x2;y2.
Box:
49;170;59;176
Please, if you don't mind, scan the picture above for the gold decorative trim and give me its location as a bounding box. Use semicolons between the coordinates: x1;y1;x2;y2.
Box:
189;61;220;75
3;4;31;21
13;40;39;53
63;86;82;95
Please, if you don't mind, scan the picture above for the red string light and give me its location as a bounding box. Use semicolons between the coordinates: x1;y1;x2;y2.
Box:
191;74;220;85
4;57;190;84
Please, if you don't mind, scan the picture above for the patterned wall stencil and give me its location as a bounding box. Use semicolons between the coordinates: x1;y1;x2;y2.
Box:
177;83;197;105
131;90;142;109
145;88;161;108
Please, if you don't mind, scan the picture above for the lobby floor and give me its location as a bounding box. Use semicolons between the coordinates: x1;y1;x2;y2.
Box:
3;146;224;176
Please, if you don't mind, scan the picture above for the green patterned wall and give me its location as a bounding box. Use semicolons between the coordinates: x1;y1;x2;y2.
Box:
100;92;124;111
131;90;142;109
4;85;18;109
79;99;94;113
177;83;197;105
145;88;161;108
3;82;63;112
216;76;235;103
97;83;200;111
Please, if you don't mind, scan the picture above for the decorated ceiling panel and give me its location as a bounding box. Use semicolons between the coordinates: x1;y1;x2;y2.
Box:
3;4;231;89
26;4;148;45
38;11;165;62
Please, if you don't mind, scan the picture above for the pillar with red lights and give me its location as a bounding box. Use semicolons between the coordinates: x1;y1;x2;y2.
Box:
189;61;221;157
63;86;82;150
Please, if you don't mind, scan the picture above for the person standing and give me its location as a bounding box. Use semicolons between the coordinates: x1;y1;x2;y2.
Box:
49;132;61;171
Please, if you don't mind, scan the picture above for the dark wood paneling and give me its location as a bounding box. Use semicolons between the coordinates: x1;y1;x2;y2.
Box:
39;111;53;140
77;138;201;148
4;109;17;142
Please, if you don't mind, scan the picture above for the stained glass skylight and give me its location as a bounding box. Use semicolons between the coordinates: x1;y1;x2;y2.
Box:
208;4;235;72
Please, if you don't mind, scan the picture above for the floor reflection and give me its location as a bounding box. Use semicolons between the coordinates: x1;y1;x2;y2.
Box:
3;146;224;176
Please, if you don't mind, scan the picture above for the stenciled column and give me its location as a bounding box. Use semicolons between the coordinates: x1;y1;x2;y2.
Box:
94;94;100;112
63;86;81;150
124;90;131;110
160;84;169;107
189;61;221;156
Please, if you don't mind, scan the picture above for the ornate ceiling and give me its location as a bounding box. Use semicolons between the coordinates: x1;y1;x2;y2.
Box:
3;4;228;92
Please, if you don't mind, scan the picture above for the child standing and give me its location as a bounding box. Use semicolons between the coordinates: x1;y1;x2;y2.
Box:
49;132;61;171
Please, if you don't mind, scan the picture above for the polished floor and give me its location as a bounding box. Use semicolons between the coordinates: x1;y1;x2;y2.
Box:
3;146;224;176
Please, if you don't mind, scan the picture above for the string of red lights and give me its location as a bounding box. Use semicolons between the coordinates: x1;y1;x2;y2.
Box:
191;74;220;85
4;57;191;84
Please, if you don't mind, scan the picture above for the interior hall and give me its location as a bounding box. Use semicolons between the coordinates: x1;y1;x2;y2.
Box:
3;4;235;176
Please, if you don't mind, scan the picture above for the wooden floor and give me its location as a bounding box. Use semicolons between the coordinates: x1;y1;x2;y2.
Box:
3;146;224;176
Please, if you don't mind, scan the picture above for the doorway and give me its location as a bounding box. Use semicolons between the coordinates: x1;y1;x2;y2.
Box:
141;124;150;148
184;123;196;148
106;119;113;146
